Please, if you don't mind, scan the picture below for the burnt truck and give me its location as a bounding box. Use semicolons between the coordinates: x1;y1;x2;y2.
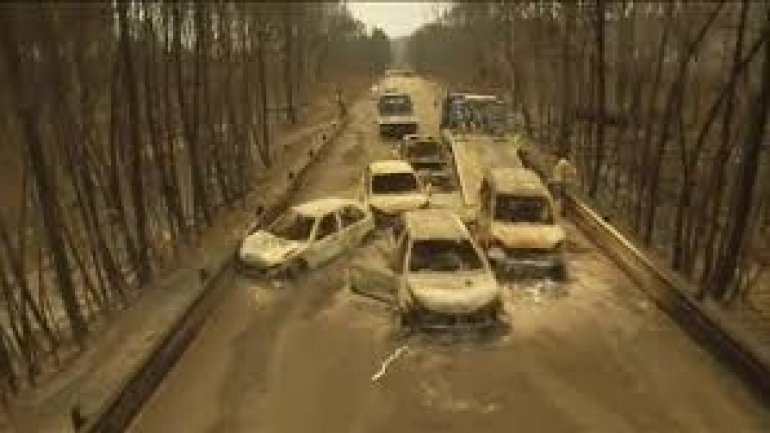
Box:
440;93;506;133
378;92;418;138
440;93;569;280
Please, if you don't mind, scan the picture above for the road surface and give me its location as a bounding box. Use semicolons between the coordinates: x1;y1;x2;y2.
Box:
129;76;769;433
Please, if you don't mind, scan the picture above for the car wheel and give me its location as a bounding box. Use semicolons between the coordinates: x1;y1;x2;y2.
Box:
491;299;504;322
284;259;308;280
234;258;246;274
399;307;418;330
552;261;568;282
361;228;377;244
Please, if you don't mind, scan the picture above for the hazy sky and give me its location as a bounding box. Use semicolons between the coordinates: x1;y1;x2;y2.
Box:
347;1;450;38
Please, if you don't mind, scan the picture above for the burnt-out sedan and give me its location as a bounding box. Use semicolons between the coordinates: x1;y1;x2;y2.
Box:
239;198;374;278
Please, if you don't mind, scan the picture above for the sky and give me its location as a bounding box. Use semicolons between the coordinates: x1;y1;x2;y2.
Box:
346;1;450;39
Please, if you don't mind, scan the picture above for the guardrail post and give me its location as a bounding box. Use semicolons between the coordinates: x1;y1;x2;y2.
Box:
71;405;86;430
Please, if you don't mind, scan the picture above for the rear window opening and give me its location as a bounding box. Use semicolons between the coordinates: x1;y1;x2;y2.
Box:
406;141;441;159
372;172;419;194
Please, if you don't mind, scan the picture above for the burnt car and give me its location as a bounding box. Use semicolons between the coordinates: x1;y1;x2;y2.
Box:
378;92;419;138
348;209;504;330
399;135;449;185
399;134;473;221
238;198;375;278
361;160;430;226
477;168;567;280
397;210;503;328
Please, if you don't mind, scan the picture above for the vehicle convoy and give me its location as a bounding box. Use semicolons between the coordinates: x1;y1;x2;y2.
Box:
362;160;430;225
238;198;374;277
377;91;419;138
477;167;567;280
396;210;503;328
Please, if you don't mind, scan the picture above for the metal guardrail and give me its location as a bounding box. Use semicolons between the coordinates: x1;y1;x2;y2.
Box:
565;192;770;400
77;118;348;433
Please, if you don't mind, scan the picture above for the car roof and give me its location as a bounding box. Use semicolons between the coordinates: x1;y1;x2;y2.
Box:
404;209;469;240
292;197;362;217
369;160;415;174
487;168;549;197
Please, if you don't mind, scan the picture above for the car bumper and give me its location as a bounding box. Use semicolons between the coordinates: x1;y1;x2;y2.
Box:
236;257;284;278
488;250;564;275
404;303;502;330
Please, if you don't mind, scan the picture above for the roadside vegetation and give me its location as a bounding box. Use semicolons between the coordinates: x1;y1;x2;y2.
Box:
0;2;390;400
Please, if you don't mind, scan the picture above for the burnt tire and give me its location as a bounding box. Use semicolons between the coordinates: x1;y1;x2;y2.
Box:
399;308;418;330
284;259;308;280
552;261;568;282
361;228;377;244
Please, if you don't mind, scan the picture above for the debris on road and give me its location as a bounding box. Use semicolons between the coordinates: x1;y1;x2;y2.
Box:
371;344;409;382
510;278;568;305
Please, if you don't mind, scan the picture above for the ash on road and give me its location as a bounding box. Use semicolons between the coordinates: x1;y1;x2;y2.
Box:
129;77;769;433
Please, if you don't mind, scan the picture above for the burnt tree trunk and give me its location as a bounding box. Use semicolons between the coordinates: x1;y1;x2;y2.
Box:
708;16;770;300
589;0;606;198
118;1;151;283
0;12;88;343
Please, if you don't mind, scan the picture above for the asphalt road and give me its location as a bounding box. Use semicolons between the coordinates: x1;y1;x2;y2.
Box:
129;76;769;433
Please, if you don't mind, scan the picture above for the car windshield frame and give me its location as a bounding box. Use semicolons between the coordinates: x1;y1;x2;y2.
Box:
422;171;456;192
493;194;553;224
408;238;485;273
371;172;420;195
405;141;441;159
269;211;316;242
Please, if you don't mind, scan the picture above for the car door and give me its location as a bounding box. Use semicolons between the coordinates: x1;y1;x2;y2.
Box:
347;230;401;305
305;212;343;266
477;182;493;246
360;169;370;205
338;205;372;248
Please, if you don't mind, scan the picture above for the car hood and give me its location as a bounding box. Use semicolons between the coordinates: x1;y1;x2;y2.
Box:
406;272;501;315
239;231;305;267
369;193;428;214
409;156;444;165
379;115;417;124
490;222;565;250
